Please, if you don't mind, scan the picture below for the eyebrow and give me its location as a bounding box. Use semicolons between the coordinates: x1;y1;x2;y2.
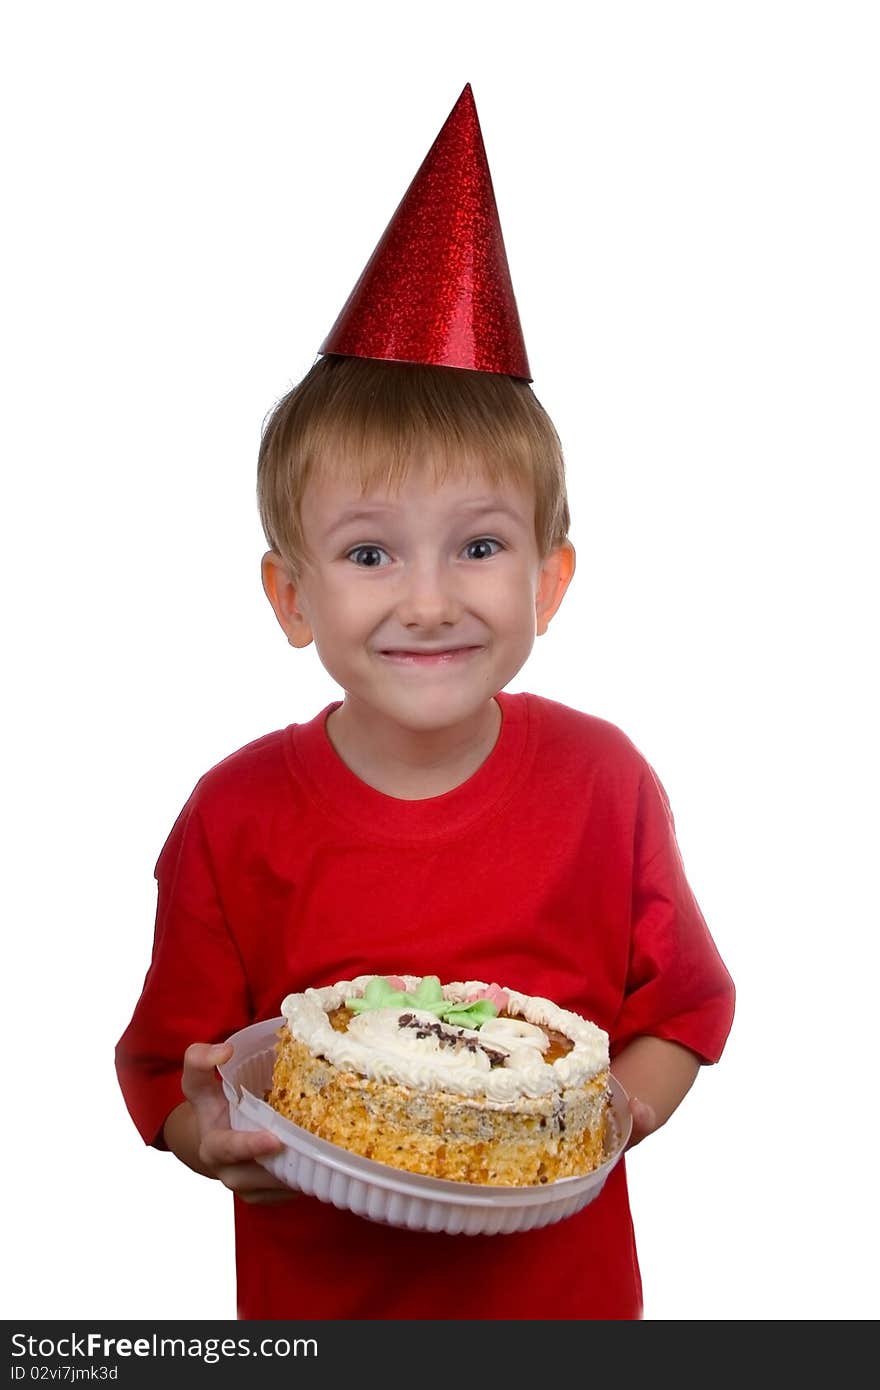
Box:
323;499;528;540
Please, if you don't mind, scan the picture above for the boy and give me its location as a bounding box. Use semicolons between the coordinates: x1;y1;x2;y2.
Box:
115;85;734;1319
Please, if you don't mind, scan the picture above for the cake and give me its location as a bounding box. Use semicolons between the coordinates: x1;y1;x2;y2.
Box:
266;974;612;1186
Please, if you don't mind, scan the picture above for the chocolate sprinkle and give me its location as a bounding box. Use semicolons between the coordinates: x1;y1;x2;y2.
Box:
397;1013;510;1066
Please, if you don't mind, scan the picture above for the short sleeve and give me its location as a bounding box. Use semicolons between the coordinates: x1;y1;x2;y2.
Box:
611;761;735;1063
114;791;253;1147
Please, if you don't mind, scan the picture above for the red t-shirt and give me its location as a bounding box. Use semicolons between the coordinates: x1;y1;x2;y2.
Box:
115;691;735;1319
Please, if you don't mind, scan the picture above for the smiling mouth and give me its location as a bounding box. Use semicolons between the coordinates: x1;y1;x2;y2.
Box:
378;646;482;663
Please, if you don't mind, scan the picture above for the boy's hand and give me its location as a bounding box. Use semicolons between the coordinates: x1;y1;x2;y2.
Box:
168;1042;299;1204
625;1095;658;1149
611;1037;699;1150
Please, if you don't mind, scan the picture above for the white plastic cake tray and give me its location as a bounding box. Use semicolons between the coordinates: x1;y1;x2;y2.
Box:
219;1016;631;1236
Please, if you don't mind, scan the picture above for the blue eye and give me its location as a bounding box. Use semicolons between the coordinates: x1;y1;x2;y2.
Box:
346;545;390;568
465;538;503;560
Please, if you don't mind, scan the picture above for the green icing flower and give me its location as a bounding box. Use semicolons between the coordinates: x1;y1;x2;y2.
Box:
345;975;498;1030
346;976;410;1013
437;998;499;1029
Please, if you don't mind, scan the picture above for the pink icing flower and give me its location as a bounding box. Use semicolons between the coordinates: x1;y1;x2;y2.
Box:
385;976;409;992
465;983;509;1011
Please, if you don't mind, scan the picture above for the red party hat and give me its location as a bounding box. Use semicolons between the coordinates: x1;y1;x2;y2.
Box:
319;84;531;381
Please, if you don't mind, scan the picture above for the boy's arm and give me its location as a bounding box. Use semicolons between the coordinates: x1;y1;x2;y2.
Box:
610;1036;701;1148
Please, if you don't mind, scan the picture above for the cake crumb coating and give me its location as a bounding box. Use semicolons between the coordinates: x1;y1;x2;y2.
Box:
267;1031;611;1186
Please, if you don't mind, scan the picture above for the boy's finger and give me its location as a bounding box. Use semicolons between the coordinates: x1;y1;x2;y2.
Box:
201;1126;283;1168
237;1189;301;1205
181;1042;233;1102
184;1041;233;1076
216;1161;294;1194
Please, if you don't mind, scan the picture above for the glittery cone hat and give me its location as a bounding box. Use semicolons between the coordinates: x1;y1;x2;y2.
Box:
319;83;531;380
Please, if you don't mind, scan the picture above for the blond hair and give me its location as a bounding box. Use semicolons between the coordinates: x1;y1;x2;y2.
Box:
257;355;570;579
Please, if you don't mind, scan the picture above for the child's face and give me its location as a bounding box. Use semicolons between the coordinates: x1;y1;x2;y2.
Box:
263;463;574;734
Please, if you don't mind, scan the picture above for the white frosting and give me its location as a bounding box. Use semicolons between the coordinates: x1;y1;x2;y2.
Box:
347;1009;494;1075
279;976;609;1102
479;1017;548;1052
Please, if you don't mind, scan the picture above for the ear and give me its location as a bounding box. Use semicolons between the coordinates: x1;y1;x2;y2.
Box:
261;551;314;648
535;541;576;637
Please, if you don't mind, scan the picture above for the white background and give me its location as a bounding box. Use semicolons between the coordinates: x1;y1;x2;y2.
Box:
3;1;878;1321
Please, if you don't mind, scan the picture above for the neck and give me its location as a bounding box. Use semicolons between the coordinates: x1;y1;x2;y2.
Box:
325;697;502;800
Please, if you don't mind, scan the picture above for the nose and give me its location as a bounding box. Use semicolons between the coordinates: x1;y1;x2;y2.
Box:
394;555;462;630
